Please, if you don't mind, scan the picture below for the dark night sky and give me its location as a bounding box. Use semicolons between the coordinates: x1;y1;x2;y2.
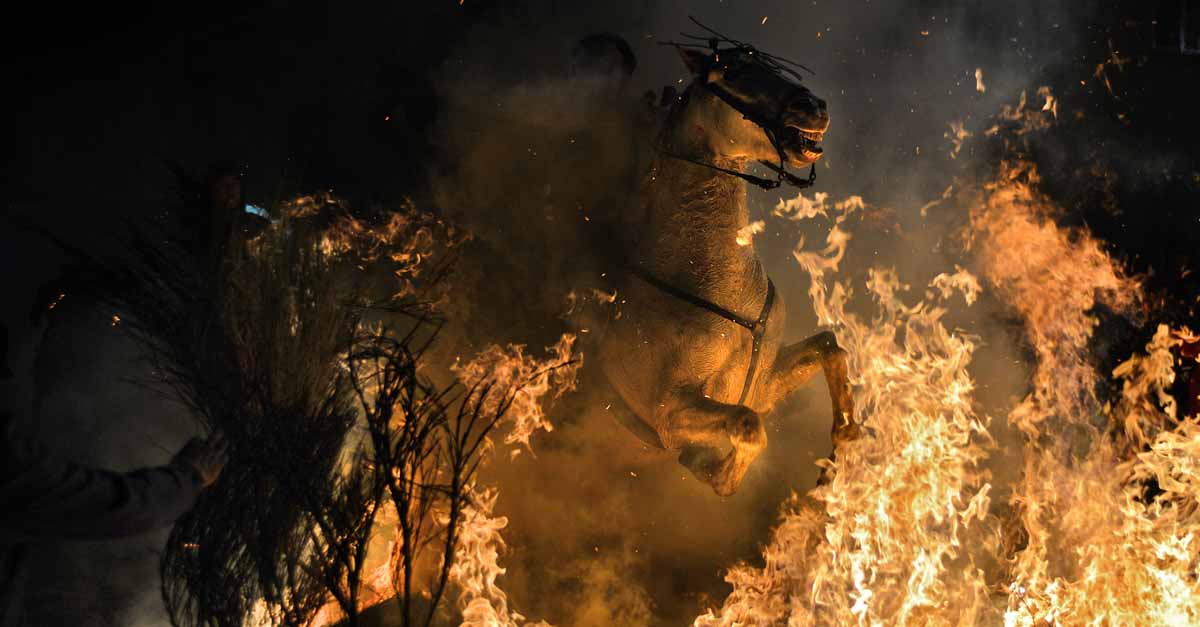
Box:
3;1;1199;625
6;0;1198;341
4;1;475;388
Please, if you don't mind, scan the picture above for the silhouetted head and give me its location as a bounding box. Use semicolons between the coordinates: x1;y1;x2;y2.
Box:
676;45;828;168
570;33;636;82
206;162;244;212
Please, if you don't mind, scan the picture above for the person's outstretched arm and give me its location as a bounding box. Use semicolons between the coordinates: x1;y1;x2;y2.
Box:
0;414;227;541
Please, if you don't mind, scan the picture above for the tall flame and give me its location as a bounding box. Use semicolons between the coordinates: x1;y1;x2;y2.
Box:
445;334;580;627
971;162;1200;625
696;148;1198;625
697;192;993;626
452;334;581;457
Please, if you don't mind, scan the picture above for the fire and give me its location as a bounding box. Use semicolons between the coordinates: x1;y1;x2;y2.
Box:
736;220;766;246
996;324;1200;626
450;486;553;627
774;190;833;221
254;191;462;302
452;333;582;456
443;334;580;627
292;334;578;627
986;87;1058;137
946;121;972;159
697;190;994;625
971;162;1200;625
966;159;1140;438
1093;40;1130;97
695;101;1198;623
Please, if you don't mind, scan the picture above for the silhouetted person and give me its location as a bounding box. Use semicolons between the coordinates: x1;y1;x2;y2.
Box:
169;162;267;276
0;322;228;627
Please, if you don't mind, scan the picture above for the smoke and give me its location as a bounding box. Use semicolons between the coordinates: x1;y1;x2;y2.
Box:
421;1;1123;626
6;1;1141;625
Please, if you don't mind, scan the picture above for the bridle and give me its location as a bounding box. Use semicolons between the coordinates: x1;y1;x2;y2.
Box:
625;21;821;408
655;18;820;191
652;118;816;191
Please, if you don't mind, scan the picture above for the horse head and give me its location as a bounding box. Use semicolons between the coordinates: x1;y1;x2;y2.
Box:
673;43;828;176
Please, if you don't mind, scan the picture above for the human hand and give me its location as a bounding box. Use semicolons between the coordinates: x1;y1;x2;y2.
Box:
172;431;229;488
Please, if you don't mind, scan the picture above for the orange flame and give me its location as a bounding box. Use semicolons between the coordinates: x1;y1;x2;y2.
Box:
696;146;1197;624
452;334;581;457
444;333;582;627
697;191;993;625
450;486;553;627
971;162;1200;625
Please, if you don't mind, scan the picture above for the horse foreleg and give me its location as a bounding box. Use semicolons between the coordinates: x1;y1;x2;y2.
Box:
767;330;859;456
658;393;767;496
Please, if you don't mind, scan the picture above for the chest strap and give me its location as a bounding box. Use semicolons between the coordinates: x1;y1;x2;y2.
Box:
630;266;775;406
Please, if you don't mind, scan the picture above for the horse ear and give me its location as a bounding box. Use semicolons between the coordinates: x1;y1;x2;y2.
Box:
676;47;709;77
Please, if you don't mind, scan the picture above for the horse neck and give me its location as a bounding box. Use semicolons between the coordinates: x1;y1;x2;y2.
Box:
628;102;764;307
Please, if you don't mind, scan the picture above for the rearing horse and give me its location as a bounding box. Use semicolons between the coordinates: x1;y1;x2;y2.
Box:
595;39;856;496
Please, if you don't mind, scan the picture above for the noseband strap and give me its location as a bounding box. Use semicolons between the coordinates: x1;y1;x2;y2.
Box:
650;141;811;191
650;79;818;191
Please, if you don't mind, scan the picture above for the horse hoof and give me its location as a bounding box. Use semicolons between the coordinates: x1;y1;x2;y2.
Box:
711;478;739;497
706;453;744;497
678;446;721;481
727;409;766;450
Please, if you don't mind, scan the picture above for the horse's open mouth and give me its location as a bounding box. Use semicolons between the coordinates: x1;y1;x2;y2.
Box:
781;126;825;162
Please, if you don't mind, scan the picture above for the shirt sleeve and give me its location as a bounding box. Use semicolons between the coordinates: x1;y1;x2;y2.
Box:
0;412;203;542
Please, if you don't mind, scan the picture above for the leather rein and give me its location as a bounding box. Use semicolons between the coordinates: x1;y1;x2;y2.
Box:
652;37;819;192
631;33;817;407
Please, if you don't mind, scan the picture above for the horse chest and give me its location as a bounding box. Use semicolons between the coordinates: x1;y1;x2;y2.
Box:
600;280;784;414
